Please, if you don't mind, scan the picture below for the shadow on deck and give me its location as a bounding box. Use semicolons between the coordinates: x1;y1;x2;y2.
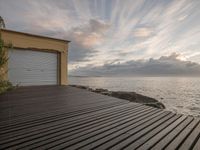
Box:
0;85;200;150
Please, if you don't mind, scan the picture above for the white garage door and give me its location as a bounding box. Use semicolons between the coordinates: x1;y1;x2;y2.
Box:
8;49;58;86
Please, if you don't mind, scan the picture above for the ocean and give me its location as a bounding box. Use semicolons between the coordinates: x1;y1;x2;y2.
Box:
69;76;200;117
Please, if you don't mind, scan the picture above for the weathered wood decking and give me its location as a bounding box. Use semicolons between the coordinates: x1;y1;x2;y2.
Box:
0;85;200;150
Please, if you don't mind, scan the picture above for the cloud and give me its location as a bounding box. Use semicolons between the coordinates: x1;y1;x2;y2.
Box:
0;0;200;74
133;27;153;38
178;15;188;21
71;53;200;77
66;19;110;63
68;19;110;48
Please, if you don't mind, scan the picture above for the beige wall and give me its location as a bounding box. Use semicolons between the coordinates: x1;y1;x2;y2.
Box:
0;29;69;85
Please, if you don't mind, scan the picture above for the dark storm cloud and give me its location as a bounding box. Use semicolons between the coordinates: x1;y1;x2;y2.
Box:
71;53;200;76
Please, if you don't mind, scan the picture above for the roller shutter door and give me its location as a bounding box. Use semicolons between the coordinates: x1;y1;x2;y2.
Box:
8;49;58;86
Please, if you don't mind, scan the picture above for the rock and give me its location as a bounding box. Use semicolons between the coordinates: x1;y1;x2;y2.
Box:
69;85;166;109
70;85;90;90
109;91;165;109
93;88;108;93
101;91;111;95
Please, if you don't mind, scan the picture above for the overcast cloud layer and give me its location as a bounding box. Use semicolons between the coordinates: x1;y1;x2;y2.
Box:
0;0;200;76
71;53;200;76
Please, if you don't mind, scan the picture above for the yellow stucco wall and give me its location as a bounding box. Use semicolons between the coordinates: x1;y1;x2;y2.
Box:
0;29;69;85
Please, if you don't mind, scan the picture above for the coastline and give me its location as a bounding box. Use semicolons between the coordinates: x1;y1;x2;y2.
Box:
70;85;165;109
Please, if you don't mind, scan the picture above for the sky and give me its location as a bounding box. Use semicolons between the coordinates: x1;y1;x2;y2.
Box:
0;0;200;76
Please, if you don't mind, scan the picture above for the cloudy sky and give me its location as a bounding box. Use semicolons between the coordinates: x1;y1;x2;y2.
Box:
0;0;200;76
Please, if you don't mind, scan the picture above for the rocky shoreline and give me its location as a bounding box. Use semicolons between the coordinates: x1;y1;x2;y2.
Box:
70;85;165;109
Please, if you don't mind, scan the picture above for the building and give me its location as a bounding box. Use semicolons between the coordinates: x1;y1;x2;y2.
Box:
0;29;70;86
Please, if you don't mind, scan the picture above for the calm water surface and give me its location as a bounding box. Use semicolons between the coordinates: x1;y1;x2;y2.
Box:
69;77;200;116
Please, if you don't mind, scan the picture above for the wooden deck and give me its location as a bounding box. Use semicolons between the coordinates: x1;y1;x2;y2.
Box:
0;85;200;150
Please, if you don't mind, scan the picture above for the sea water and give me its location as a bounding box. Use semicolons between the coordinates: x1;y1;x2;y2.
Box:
69;76;200;116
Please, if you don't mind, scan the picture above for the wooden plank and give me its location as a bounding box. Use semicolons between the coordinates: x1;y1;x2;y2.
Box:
103;113;178;150
0;86;199;150
133;115;187;150
178;119;200;150
0;101;132;133
12;107;152;149
191;129;200;150
0;95;124;120
165;118;200;150
73;110;164;150
59;112;169;149
148;116;194;150
0;98;127;123
0;103;143;142
0;105;150;149
26;108;159;149
0;100;127;128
